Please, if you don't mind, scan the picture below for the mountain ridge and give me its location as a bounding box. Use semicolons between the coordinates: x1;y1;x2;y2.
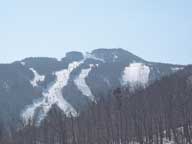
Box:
0;48;185;127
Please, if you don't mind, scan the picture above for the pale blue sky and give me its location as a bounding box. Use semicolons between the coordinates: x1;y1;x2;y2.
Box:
0;0;191;64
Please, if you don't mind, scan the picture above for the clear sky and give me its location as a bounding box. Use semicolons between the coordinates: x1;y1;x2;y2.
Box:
0;0;191;64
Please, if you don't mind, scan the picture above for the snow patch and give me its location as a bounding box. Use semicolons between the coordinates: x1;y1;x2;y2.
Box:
163;139;175;144
113;54;118;62
171;67;184;72
129;139;174;144
30;68;45;87
85;53;105;63
121;63;150;90
22;61;83;125
74;64;95;101
21;99;43;124
21;62;26;66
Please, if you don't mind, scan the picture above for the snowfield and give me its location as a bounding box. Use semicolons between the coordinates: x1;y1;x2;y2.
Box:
121;63;150;90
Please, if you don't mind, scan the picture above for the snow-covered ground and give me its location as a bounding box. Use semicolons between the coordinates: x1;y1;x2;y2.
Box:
25;62;152;124
22;61;82;124
46;62;82;113
129;139;175;144
21;61;26;66
85;52;105;62
163;139;175;144
121;63;150;90
21;99;43;124
74;64;95;101
30;68;45;87
171;67;184;72
21;53;105;124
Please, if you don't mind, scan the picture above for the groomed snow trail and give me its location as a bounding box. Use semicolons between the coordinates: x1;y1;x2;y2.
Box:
74;64;96;101
22;61;82;124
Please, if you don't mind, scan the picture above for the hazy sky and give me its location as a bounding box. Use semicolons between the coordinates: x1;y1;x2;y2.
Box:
0;0;191;64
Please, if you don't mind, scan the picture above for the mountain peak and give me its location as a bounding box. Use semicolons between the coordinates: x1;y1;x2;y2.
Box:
91;48;145;63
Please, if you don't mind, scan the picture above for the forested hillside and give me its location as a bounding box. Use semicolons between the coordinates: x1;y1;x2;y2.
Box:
1;66;192;144
0;49;182;128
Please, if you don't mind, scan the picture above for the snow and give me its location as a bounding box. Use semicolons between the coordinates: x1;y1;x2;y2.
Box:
74;64;95;101
129;142;140;144
113;54;118;62
22;61;82;125
30;68;45;87
21;62;26;66
129;140;175;144
21;99;43;124
171;67;184;72
121;63;150;90
44;61;82;116
22;52;105;124
85;53;105;63
163;139;175;144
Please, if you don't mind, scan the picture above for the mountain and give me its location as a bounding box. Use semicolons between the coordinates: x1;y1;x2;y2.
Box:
0;48;184;126
3;65;192;144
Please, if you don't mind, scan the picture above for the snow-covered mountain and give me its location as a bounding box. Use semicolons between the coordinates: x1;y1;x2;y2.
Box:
0;48;184;126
